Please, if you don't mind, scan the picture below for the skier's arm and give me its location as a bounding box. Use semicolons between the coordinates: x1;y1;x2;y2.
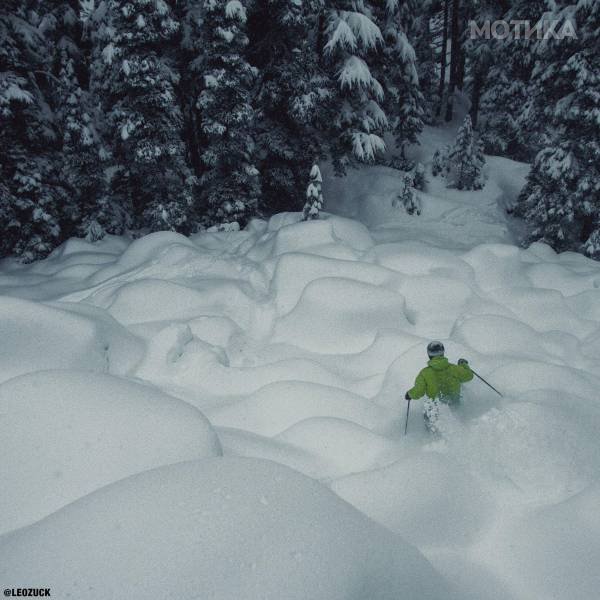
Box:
453;361;474;382
407;370;427;399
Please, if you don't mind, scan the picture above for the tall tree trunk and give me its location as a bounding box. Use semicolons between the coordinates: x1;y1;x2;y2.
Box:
436;0;449;117
470;70;482;128
457;34;466;89
316;10;326;65
445;0;460;122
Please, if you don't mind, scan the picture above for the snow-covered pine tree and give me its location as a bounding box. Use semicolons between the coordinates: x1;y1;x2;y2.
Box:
179;0;205;178
411;0;441;123
322;0;387;171
478;0;546;160
246;0;330;215
412;161;426;190
447;114;485;190
62;65;127;240
42;0;123;241
374;0;424;159
393;172;421;215
0;2;31;257
0;1;69;261
303;164;324;220
431;146;450;177
194;0;261;227
516;0;600;258
89;0;196;233
462;0;501;130
517;148;580;253
443;0;462;122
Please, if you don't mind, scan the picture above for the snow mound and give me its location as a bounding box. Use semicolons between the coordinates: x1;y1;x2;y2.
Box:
566;289;600;321
93;278;255;328
526;261;600;296
101;231;195;271
488;480;600;600
452;315;583;365
271;214;373;254
216;427;330;479
365;241;470;278
247;214;373;262
461;244;531;291
273;277;409;353
331;452;494;547
188;315;242;347
462;394;600;503
271;252;396;315
48;236;124;260
207;381;396;437
0;458;456;600
491;286;596;339
398;275;473;337
0;370;221;534
491;361;600;400
314;329;423;380
135;324;362;399
1;142;600;600
276;417;403;477
0;296;143;384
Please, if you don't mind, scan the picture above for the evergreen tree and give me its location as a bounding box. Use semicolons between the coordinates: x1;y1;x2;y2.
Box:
178;0;203;176
44;0;124;241
0;1;69;261
248;0;330;214
443;0;461;121
62;75;128;241
412;161;426;190
89;0;196;233
431;145;450;177
393;172;421;215
303;164;324;220
478;0;546;160
448;114;485;189
462;0;501;130
412;0;443;122
195;0;261;226
516;1;600;258
375;0;424;158
322;1;387;170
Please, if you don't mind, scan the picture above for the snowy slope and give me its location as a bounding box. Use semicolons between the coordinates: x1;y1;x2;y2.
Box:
0;458;455;600
1;142;599;599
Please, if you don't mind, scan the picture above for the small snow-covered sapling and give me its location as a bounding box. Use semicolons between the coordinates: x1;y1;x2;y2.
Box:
303;164;324;221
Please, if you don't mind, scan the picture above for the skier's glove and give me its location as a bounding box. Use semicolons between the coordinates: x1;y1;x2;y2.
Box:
405;392;411;401
458;358;468;366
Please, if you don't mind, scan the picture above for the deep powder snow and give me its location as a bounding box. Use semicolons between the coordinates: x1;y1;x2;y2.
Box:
1;142;599;599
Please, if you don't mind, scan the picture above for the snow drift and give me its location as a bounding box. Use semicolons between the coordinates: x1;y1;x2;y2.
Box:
1;157;599;599
0;370;221;534
0;458;456;600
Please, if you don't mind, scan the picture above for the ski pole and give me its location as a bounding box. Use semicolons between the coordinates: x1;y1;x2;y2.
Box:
471;368;503;397
404;398;411;435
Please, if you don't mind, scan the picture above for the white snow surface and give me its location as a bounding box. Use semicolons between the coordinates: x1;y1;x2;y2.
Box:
1;125;599;599
0;370;221;535
0;458;454;600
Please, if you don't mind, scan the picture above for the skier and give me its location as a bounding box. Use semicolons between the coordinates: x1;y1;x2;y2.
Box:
404;341;473;431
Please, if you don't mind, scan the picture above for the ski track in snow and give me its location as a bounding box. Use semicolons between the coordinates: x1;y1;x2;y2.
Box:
1;145;599;599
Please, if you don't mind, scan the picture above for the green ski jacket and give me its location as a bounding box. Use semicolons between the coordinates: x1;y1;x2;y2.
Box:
407;357;473;403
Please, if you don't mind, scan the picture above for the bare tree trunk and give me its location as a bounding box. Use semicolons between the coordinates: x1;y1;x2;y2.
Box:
470;71;482;128
436;0;449;117
445;0;460;122
457;34;466;90
316;10;326;65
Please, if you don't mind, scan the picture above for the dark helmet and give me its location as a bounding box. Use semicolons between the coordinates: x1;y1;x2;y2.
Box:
427;341;445;358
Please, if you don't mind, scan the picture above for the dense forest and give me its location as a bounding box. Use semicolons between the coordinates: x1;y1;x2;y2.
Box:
0;0;598;261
